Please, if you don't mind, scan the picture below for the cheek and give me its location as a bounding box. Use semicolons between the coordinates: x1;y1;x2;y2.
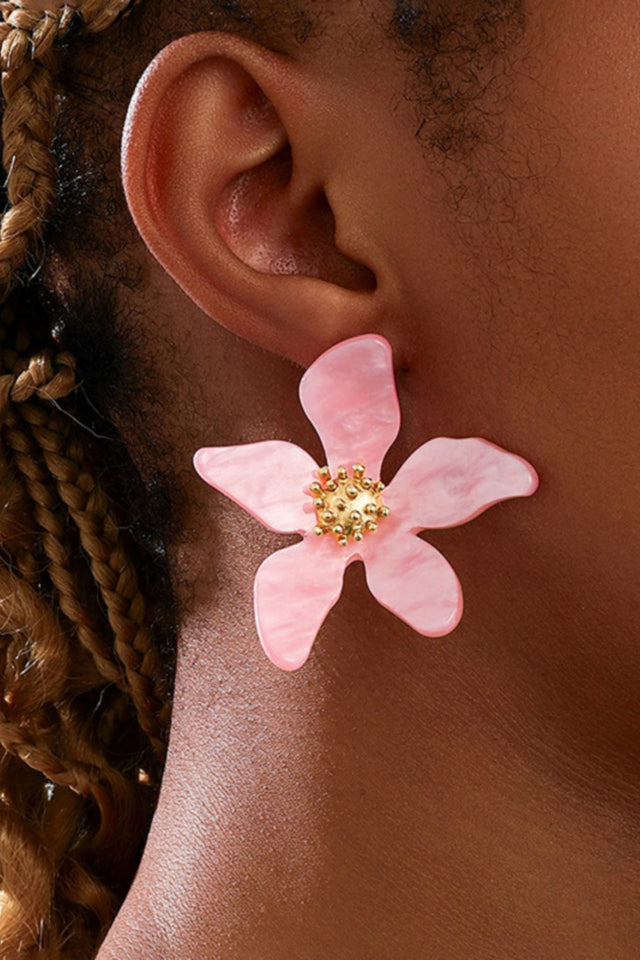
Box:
359;2;640;643
382;0;640;444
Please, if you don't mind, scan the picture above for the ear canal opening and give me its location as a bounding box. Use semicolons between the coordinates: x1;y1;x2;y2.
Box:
307;188;377;293
215;144;377;293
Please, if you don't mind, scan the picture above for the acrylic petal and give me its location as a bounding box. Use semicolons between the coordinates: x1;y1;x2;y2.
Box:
363;527;463;636
194;441;318;534
385;437;538;532
299;335;400;480
254;538;347;671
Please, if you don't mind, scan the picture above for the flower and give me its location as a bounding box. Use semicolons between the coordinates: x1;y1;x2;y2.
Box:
193;335;538;671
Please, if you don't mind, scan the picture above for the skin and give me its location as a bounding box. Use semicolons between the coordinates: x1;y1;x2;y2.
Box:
88;1;639;957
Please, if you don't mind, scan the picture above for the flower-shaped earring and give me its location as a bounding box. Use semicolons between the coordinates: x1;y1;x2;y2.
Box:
194;335;538;671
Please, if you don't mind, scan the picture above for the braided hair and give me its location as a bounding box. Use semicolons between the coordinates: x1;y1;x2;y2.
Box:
0;3;174;957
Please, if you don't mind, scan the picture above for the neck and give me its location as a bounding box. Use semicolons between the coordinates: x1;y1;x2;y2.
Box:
119;518;639;957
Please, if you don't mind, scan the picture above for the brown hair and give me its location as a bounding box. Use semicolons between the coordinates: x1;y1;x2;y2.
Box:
0;3;173;957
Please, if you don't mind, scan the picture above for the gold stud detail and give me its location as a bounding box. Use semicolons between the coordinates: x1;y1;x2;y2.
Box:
308;464;388;544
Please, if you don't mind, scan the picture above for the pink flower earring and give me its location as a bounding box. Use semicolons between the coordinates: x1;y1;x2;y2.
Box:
194;335;538;671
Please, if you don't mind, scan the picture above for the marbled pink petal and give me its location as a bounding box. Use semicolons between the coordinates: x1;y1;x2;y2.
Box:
193;441;318;535
254;538;347;670
362;524;462;636
385;437;538;532
299;335;400;479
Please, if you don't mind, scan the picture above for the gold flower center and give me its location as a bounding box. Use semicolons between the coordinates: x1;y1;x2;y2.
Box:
309;463;390;546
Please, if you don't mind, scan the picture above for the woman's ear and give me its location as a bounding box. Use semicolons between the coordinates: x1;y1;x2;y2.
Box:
121;32;379;364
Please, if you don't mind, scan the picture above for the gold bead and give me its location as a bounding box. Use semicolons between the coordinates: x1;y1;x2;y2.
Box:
375;481;385;492
346;484;358;499
353;463;365;477
314;526;324;536
366;520;378;532
365;503;377;516
333;524;344;535
310;482;322;494
379;506;390;517
354;531;364;542
337;466;348;480
319;466;330;479
338;536;348;547
362;477;373;489
314;498;325;509
350;510;362;523
323;511;335;524
336;499;346;511
326;480;337;491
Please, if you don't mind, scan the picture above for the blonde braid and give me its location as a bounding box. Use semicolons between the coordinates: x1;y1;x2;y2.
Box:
0;3;60;301
0;0;169;750
0;2;175;956
0;1;137;301
2;399;128;690
76;0;140;35
19;397;171;754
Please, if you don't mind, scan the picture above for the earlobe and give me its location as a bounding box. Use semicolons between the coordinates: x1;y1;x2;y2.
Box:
121;33;379;365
